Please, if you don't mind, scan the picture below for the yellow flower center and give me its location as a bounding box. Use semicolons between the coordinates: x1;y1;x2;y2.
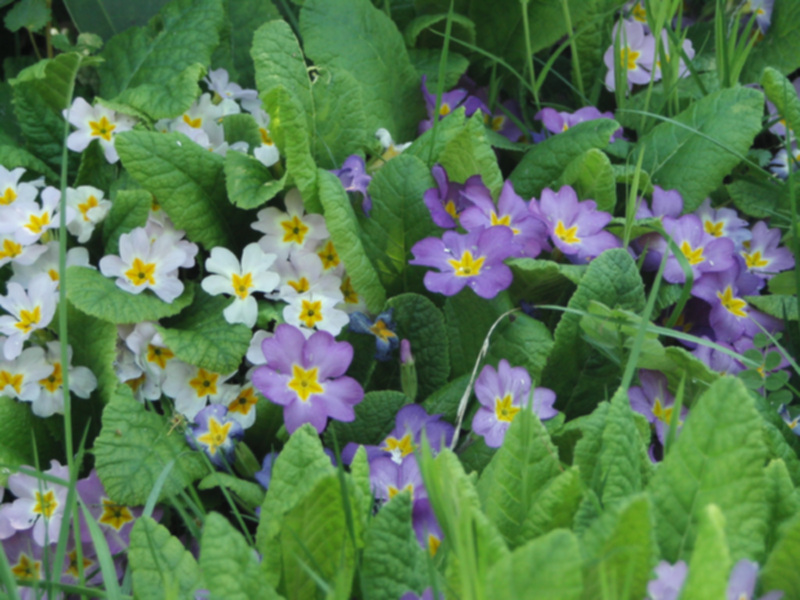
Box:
0;370;23;394
439;104;451;117
39;362;63;393
703;220;724;237
490;115;505;132
369;319;397;342
281;215;309;244
11;554;41;581
300;299;323;328
382;433;414;458
1;187;16;205
98;499;134;530
90;115;116;141
444;200;459;220
494;394;521;423
388;483;414;500
341;277;359;304
48;268;59;281
259;127;273;145
288;364;324;401
33;489;58;518
0;238;22;259
228;387;258;415
288;277;310;294
317;240;340;270
429;534;441;556
621;48;642;71
231;272;253;300
146;344;174;369
78;195;99;222
25;212;50;234
15;305;41;333
66;550;94;578
196;417;233;455
490;211;519;234
554;220;581;244
742;250;770;269
189;368;219;397
679;241;705;265
125;258;157;286
448;250;485;277
717;285;748;318
182;114;202;128
632;2;647;21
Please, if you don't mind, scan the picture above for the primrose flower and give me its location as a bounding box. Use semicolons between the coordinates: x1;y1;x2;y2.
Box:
30;341;96;418
255;452;279;490
472;359;557;448
10;241;90;289
186;404;244;469
0;166;38;206
484;99;527;142
331;155;373;215
423;164;486;229
418;75;488;134
375;128;411;162
76;469;144;554
201;243;280;327
118;321;175;402
162;360;237;420
0;274;58;360
741;0;774;34
536;106;620;140
250;107;281;167
0;344;53;402
0;233;48;269
692;337;744;376
727;559;783;600
604;19;656;92
370;455;426;504
63;97;136;163
770;144;800;178
629;370;686;445
409;227;515;299
532;186;620;263
252;189;329;260
275;249;342;300
654;214;736;284
741;221;795;281
694;199;751;250
766;77;800;138
649;29;695;82
778;404;800;435
348;309;399;361
64;185;111;243
412;499;444;556
647;560;688;600
204;68;258;103
283;291;349;337
0;186;72;246
252;323;364;434
99;226;188;303
459;179;550;258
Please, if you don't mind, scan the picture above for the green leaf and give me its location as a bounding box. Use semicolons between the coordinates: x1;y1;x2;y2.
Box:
97;0;225;119
93;386;206;505
362;493;425;600
221;113;262;150
360;153;438;297
386;293;449;400
421;373;470;422
198;473;265;509
746;294;797;321
762;67;800;138
486;529;583;600
318;168;386;312
0;397;60;486
509;119;620;200
404;12;476;47
646;377;768;562
761;512;800;598
507;258;584;306
556;148;617;213
256;425;336;586
324;390;407;449
477;409;562;548
408;48;470;90
63;0;170;39
4;0;49;32
680;505;731;600
522;466;583;540
200;512;281;600
156;288;251;374
102;189;151;255
541;248;646;418
224;150;286;210
300;0;423;141
727;175;788;219
764;459;800;554
580;494;656;600
742;0;800;82
115;130;237;249
0;145;58;181
635;86;764;211
129;517;200;600
436;113;504;197
66;265;195;325
281;474;357;600
222;0;281;89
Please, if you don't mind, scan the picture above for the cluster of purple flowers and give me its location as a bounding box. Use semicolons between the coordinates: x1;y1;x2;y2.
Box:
647;557;782;600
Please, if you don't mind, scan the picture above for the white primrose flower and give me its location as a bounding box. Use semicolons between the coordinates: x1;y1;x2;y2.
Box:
251;108;280;167
214;379;259;429
0;186;74;246
99;227;187;303
245;329;272;365
31;341;97;418
116;321;174;402
274;249;342;301
173;93;237;132
252;188;329;260
63;97;136;163
162;360;237;420
283;291;350;338
0;166;38;206
144;217;198;269
65;185;111;243
376;127;411;160
10;241;91;289
0;344;52;402
0;234;48;270
204;68;259;104
201;243;280;327
0;274;58;360
337;274;368;315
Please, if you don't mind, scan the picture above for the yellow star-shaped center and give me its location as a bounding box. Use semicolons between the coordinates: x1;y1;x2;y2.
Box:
189;368;219;397
717;285;748;318
33;489;58;518
147;344;174;369
125;257;156;286
228;387;258;415
78;195;99;222
1;186;16;205
382;433;414;459
742;250;770;269
317;240;340;270
98;498;134;530
554;220;581;244
25;212;50;234
11;554;41;581
287;365;324;401
448;250;485;277
196;417;233;455
15;305;41;333
300;299;323;328
39;362;63;393
0;238;22;259
281;215;309;244
679;241;705;266
89;115;116;141
231;272;253;300
0;370;23;394
369;319;397;342
495;394;521;423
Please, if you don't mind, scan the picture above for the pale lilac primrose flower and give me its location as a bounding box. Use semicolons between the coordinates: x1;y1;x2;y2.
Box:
692;337;744;376
119;321;175;401
409;227;515;299
536;106;620;139
162;360;237;420
186;404;244;469
1;460;69;546
201;243;280;327
76;469;144;554
0;344;53;402
246;330;272;366
173;93;234;132
275;249;342;300
423;164;485;229
532;186;620;264
742;0;774;34
99;226;187;303
412;499;444;557
418;75;489;134
650;29;696;81
741;221;795;281
63;97;136;163
10;241;90;288
694;198;751;250
338;274;368;314
727;559;783;600
626;0;648;25
250;107;280;167
0;186;73;246
283;291;350;337
253;189;329;260
484;99;527;142
647;560;688;600
629;370;686;445
252;323;364;434
652;214;736;284
348;309;399;361
65;185;111;243
472;359;557;448
459;179;550;258
636;185;684;219
778;404;800;435
144;216;198;269
0;274;58;360
331;155;373;215
770;144;800;178
604;19;657;92
370;455;427;504
0;166;38;206
401;588;443;600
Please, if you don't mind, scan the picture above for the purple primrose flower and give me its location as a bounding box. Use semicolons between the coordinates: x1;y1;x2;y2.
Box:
331;154;373;216
536;106;623;141
628;370;686;445
727;559;783;600
647;560;688;600
418;75;489;134
348;308;399;361
741;221;795;282
423;164;486;228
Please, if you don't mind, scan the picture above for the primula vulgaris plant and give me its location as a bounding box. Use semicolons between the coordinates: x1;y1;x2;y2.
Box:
1;0;800;598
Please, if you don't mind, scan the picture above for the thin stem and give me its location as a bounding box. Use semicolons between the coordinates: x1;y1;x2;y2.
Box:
520;0;541;112
561;0;584;99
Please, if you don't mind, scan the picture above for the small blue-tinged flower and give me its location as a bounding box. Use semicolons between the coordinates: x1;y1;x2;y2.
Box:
727;558;784;600
331;155;373;215
255;452;279;490
348;309;399;361
186;404;244;468
647;560;687;600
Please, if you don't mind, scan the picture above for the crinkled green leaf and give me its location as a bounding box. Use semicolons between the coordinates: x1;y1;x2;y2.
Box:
477;409;561;548
635;86;764;211
486;529;583;600
300;0;423;141
156;288;251;374
318;168;386;312
129;516;200;600
4;0;49;32
63;0;170;39
222;0;281;89
762;67;800;138
224;150;286;210
404;12;476;47
542;248;646;418
742;0;800;82
98;0;225;119
362;493;426;600
764;459;800;554
0;397;60;486
421;373;469;422
573;0;625;98
680;505;730;600
647;377;768;562
437;113;503;197
522;466;583;540
93;386;206;505
360;153;438;297
507;258;584;306
509;119;620;200
256;425;336;586
0;145;58;181
556;147;617;213
115;130;237;248
102;189;152;255
66;265;195;325
200;512;281;600
281;474;357;600
727;175;788;219
746;294;797;321
74;136;118;191
580;494;656;600
408;48;470;90
762;512;800;597
324;390;407;449
386;293;449;399
198;473;265;510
